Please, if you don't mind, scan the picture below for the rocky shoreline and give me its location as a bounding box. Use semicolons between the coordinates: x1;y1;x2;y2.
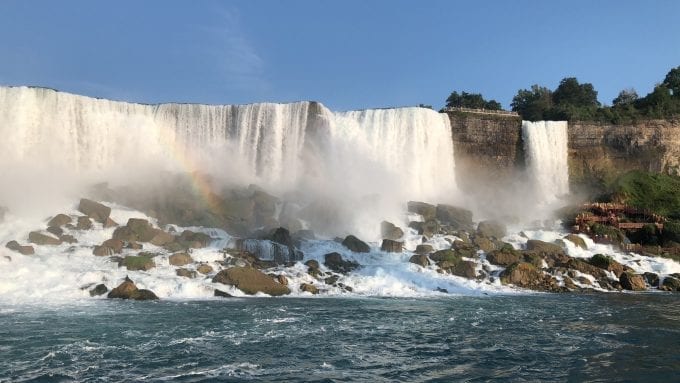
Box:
2;197;680;300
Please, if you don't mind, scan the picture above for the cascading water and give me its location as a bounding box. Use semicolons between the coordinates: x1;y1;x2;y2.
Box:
521;120;569;204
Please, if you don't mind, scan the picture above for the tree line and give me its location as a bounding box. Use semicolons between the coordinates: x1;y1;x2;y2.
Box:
442;65;680;123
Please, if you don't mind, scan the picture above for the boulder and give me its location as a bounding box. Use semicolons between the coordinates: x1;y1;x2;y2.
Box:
28;231;62;246
300;283;319;294
452;240;477;258
277;274;289;286
643;272;660;287
126;218;157;242
268;227;294;248
414;244;433;254
102;239;124;253
660;276;680;291
380;239;402;253
526;240;565;257
78;198;111;223
565;258;607;279
500;262;543;288
150;231;175;246
486;245;522;266
342;235;370;253
473;236;496;253
103;217;118;228
619;272;646;291
107;277;158;300
304;259;320;270
197;264;214;275
214;289;233;298
407;201;436;220
93;245;114;256
420;219;440;238
430;249;461;263
76;216;93;230
118;255;155;271
60;234;78;244
435;204;473;230
323;252;359;274
89;284;108;297
564;234;587;249
589;254;625;277
450;260;478;279
112;226;136;242
46;226;64;237
5;240;34;255
47;214;72;227
212;267;290;296
178;230;212;248
409;254;430;267
477;220;506;239
176;268;197;278
169;253;193;266
381;221;404;240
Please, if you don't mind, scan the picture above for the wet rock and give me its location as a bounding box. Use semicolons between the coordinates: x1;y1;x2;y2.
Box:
46;226;64;237
414;244;433;254
76;216;93;230
341;235;370;253
523;252;544;268
435;204;473;231
47;214;72;227
212;267;290;296
643;272;660;287
223;248;277;270
619;272;646;291
169;252;193;266
178;230;212;248
660;276;680;291
324;275;339;285
300;283;319;294
150;231;175;246
430;249;461;263
381;221;404;240
127;242;143;250
5;240;34;255
477;220;506;239
450;260;478;279
407;201;436;220
89;284;108;297
103;217;118;228
276;274;289;286
235;238;303;265
473;236;496;253
589;254;625;277
565;258;607;279
176;268;197;278
118;255;155;271
435;287;449;293
420;219;440;238
380;239;402;253
526;240;565;257
305;259;320;270
323;252;359;274
126;218;157;242
564;234;587;249
28;231;62;246
214;289;233;298
500;262;543;288
486;245;522;266
409;254;430;267
197;264;214;275
102;239;124;253
93;245;114;256
78;198;111;223
107;277;158;300
452;240;477;258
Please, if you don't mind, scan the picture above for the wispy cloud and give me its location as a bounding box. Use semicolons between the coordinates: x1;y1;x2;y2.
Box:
200;7;269;93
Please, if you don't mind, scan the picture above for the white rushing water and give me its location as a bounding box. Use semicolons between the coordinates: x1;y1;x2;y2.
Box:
521;121;569;204
0;86;457;231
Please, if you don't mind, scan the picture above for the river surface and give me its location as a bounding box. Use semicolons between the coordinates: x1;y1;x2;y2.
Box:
2;294;679;382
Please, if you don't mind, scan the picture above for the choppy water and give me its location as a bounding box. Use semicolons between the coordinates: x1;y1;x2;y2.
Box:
2;294;679;382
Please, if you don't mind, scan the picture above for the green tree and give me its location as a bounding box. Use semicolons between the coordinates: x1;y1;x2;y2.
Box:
445;91;502;110
663;65;680;97
511;85;553;121
612;88;639;106
552;77;600;108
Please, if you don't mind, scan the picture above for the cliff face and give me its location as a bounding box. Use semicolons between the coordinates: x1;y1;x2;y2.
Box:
447;112;680;192
568;120;680;183
447;111;523;189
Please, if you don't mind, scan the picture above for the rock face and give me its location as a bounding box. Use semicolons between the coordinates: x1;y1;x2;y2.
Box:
341;235;370;253
380;221;404;240
28;231;61;246
78;199;111;223
107;277;158;300
5;240;34;255
380;239;402;253
619;272;646;291
212;267;290;296
323;252;359;274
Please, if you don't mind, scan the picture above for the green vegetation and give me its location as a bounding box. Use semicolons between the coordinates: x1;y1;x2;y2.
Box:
589;254;614;269
508;65;680;123
445;91;502;110
606;170;680;219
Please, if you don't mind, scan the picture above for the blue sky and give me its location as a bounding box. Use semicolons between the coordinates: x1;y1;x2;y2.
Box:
1;0;678;110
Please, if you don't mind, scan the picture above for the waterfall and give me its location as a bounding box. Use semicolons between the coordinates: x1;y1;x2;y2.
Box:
521;120;569;203
0;86;458;227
